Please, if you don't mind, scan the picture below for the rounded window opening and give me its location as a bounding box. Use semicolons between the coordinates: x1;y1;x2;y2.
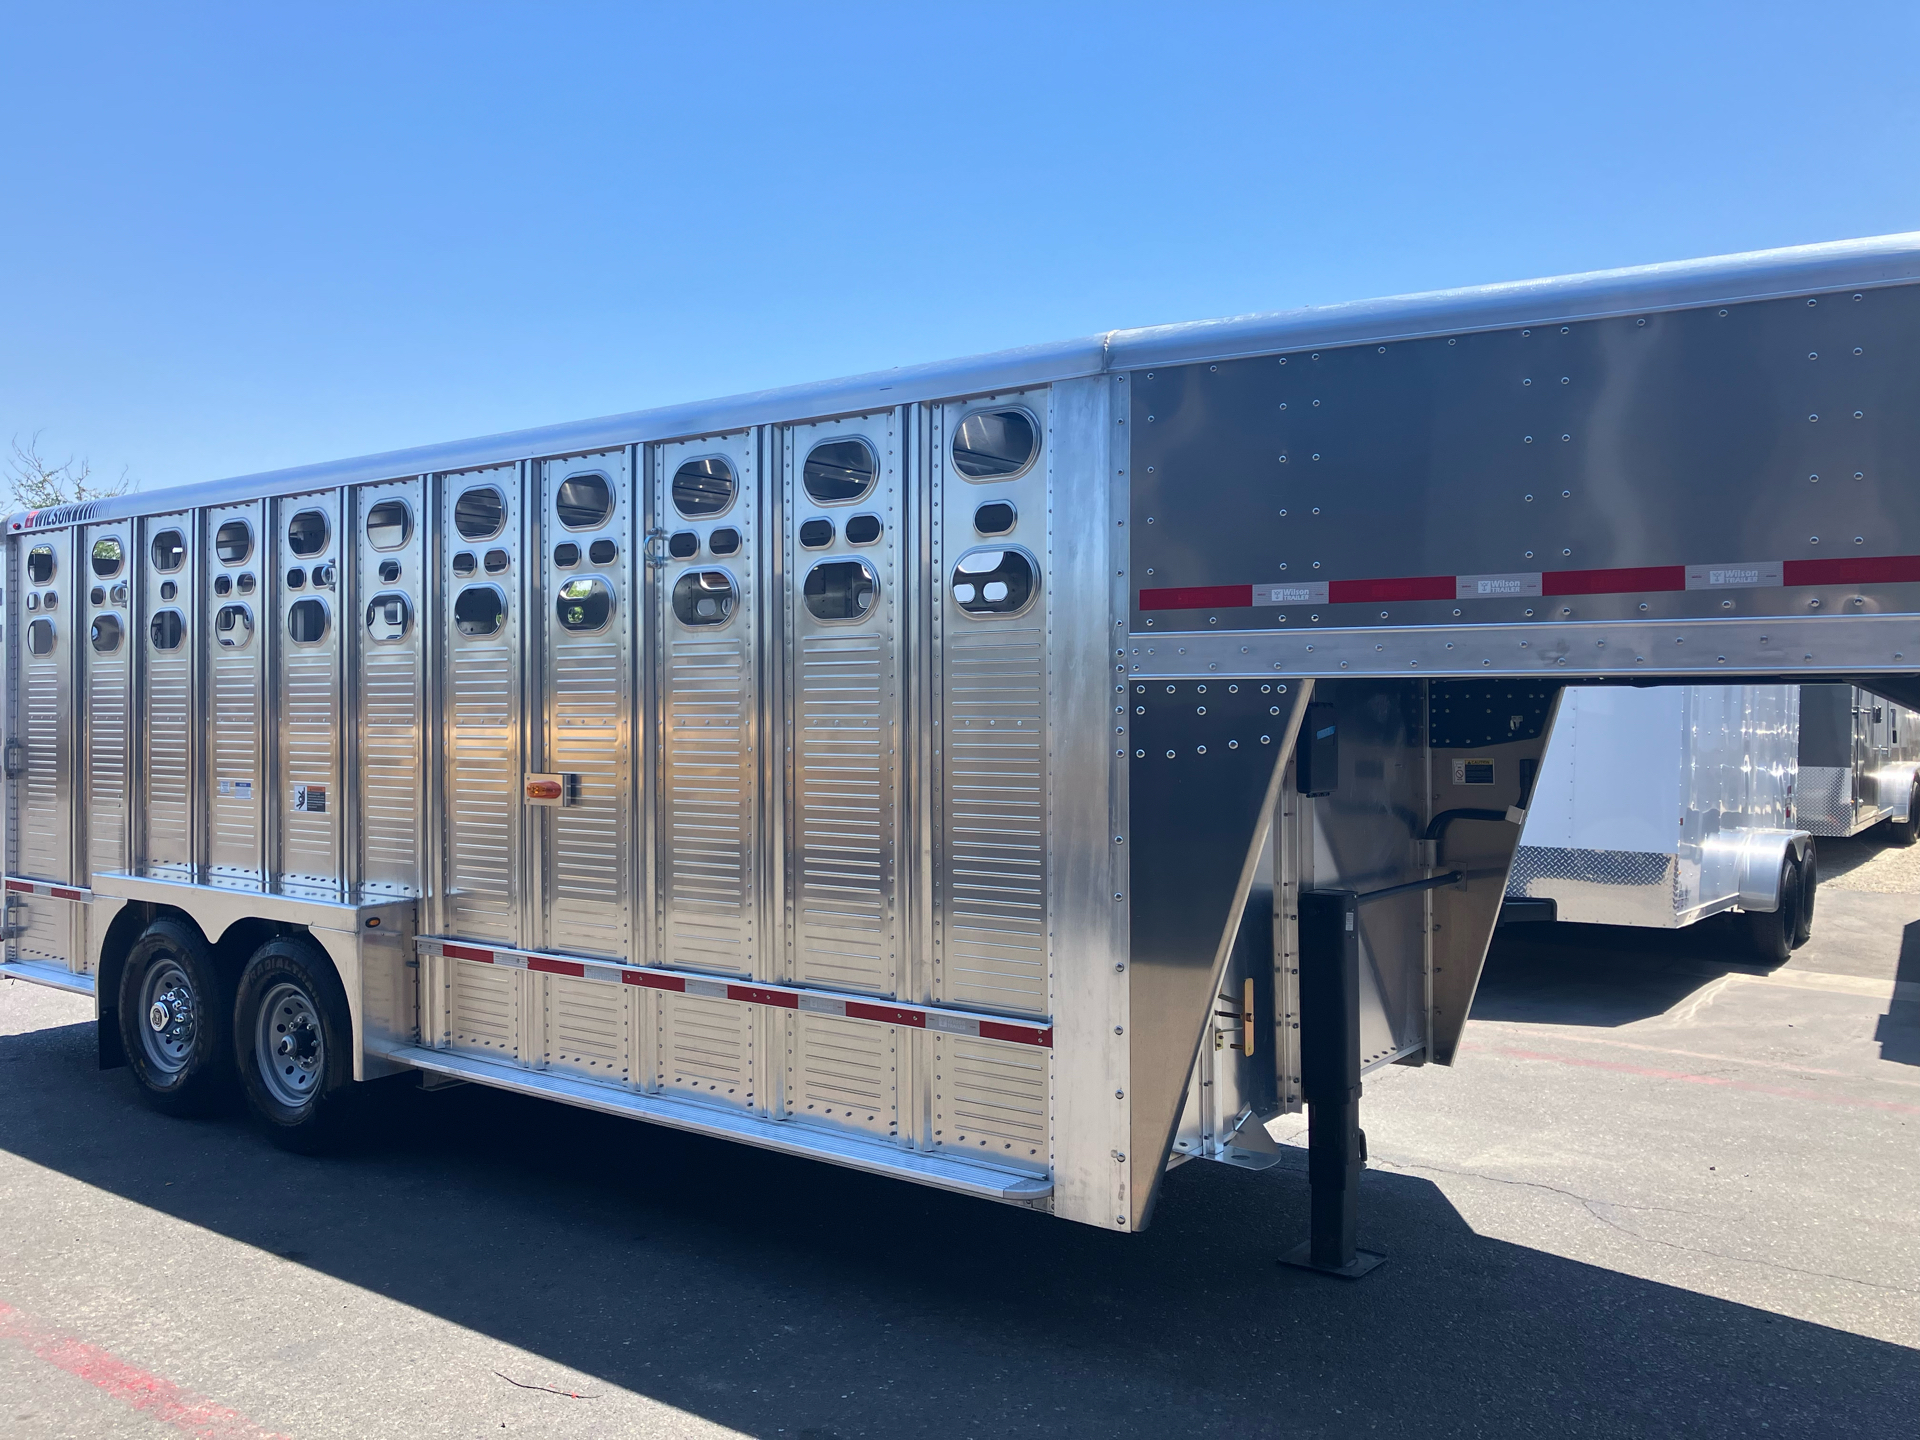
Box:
672;457;735;518
149;610;184;650
951;547;1037;616
803;438;877;504
90;614;122;653
451;551;476;578
555;472;614;530
588;538;617;566
554;542;580;568
236;573;256;595
798;518;835;549
159;581;177;601
802;558;878;621
377;559;400;583
668;531;699;560
483;549;509;574
91;537;124;578
365;593;412;642
26;545;55;584
26;618;56;656
285;568;307;590
89;586;106;606
287;510;330;557
973;501;1016;535
671;570;736;627
454;487;506;541
151;529;186;572
953;409;1037;480
709;527;741;556
214;603;254;649
845;513;882;545
213;575;232;597
454;585;506;638
287;598;330;644
365;498;412;550
556;577;614;633
215;520;253;565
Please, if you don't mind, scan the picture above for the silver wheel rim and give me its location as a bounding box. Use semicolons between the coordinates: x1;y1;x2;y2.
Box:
138;958;197;1075
256;980;324;1108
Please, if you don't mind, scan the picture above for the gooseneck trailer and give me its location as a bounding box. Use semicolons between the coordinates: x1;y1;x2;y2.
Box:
9;234;1920;1271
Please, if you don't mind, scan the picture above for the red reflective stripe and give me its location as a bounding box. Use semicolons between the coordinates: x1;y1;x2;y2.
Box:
4;881;31;894
443;943;494;963
727;984;798;1009
845;1001;926;1028
1138;584;1253;611
1541;565;1685;596
624;970;684;992
527;955;585;978
979;1019;1051;1047
49;887;83;901
1783;555;1920;587
1328;574;1454;604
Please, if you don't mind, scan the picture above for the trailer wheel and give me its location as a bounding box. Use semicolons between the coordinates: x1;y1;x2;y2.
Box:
1887;782;1920;848
1793;843;1817;948
233;937;355;1153
117;918;233;1116
1743;856;1800;966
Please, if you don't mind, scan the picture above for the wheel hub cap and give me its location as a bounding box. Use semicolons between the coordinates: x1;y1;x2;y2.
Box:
137;963;197;1075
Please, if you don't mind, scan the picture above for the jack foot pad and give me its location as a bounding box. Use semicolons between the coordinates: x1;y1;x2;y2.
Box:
1278;1242;1387;1279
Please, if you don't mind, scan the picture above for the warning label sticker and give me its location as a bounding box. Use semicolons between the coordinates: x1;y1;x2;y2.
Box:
216;779;254;800
1452;759;1496;786
292;783;328;814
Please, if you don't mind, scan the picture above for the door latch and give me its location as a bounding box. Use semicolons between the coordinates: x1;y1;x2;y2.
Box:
2;736;23;778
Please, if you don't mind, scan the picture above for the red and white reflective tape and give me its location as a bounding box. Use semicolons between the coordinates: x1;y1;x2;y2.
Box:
4;877;91;903
1139;553;1920;611
417;938;1053;1048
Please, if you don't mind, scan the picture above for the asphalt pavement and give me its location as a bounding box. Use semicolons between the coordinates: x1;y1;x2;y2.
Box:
0;839;1914;1438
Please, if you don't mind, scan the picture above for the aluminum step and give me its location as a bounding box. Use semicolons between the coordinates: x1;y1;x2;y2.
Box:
371;1042;1054;1205
0;960;95;997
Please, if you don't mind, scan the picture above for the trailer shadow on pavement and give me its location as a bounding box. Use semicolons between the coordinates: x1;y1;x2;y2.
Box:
0;1013;1914;1439
1469;917;1770;1028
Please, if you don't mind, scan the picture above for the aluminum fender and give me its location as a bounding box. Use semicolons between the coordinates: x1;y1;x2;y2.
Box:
1872;763;1920;822
1708;828;1815;912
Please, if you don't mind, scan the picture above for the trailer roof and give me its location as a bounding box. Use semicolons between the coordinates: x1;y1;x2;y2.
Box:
16;230;1920;533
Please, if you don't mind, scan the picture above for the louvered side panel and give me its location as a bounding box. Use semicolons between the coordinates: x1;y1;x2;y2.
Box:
206;643;262;884
931;1032;1050;1176
785;1012;898;1141
656;992;755;1107
86;635;128;878
661;637;755;974
792;633;895;995
449;959;519;1058
144;649;194;878
544;974;630;1081
21;654;65;881
361;641;421;894
548;635;629;955
280;647;338;889
939;626;1048;1015
447;646;518;937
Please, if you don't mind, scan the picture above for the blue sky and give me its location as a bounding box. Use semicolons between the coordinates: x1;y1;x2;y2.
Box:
4;2;1918;493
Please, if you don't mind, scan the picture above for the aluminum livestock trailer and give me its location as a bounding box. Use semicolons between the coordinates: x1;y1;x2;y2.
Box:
10;233;1920;1274
1504;684;1814;959
1796;683;1920;843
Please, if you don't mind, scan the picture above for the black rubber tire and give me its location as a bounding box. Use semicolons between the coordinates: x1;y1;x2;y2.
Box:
117;917;233;1116
1793;842;1817;948
232;937;356;1154
1742;856;1800;966
1886;783;1920;848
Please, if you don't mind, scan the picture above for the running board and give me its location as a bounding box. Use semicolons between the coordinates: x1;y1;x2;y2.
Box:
0;960;95;997
373;1043;1055;1206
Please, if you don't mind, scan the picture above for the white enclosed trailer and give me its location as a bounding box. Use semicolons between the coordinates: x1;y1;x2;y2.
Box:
10;233;1920;1272
1503;684;1816;959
